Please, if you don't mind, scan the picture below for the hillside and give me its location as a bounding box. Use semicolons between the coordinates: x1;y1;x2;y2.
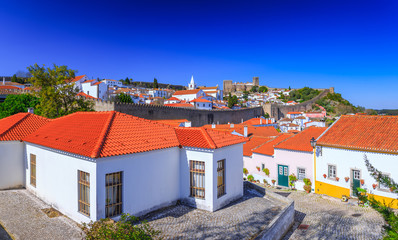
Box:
376;109;398;115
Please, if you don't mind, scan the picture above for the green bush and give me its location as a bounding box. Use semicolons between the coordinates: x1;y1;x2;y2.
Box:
247;175;254;182
243;168;248;175
263;168;270;176
81;213;160;240
303;178;312;186
303;185;312;193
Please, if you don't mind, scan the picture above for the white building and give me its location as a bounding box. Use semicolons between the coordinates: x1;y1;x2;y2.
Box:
81;79;108;100
190;98;213;110
70;75;89;91
1;111;246;223
188;75;196;90
102;79;123;88
172;89;205;102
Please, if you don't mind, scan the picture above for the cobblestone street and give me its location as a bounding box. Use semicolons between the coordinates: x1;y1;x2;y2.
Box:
273;189;385;240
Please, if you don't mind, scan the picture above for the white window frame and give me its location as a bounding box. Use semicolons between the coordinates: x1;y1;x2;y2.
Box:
297;168;306;180
328;165;336;178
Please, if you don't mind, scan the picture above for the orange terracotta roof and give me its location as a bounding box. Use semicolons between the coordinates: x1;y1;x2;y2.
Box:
0;86;21;90
190;98;212;103
70;75;86;82
295;116;306;119
241;118;273;125
164;103;194;108
77;92;98;99
203;124;279;138
279;118;292;122
317;115;398;153
0;113;50;141
82;79;95;84
288;112;302;114
253;134;294;156
92;82;102;86
276;127;327;152
243;136;272;156
166;97;181;101
200;87;218;90
156;119;189;127
173;89;200;95
175;127;246;149
23;111;181;158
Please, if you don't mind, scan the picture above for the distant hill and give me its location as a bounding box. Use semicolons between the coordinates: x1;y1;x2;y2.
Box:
376;109;398;115
130;81;185;90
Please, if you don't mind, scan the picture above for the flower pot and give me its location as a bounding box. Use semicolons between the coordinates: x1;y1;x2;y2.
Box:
323;174;327;179
372;184;377;189
336;177;340;181
360;179;365;185
344;177;349;182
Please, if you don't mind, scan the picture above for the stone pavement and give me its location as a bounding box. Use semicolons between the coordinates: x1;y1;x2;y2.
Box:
0;189;83;240
143;186;288;240
266;188;385;240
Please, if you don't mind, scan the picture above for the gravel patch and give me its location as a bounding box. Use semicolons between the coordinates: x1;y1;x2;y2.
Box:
0;189;83;240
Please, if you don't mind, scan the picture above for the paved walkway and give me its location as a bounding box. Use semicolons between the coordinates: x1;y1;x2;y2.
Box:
0;189;83;240
265;188;385;240
144;186;288;239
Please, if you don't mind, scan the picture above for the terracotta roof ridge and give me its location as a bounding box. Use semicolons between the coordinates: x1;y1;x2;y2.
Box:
316;117;341;142
251;136;276;152
91;111;116;158
0;113;30;139
201;128;217;149
273;134;295;148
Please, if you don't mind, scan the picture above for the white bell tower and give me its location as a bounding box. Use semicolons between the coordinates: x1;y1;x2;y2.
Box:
188;75;196;90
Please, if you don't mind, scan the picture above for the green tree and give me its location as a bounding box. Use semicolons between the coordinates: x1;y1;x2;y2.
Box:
227;93;238;108
153;78;159;88
289;86;291;90
116;93;133;103
27;64;93;118
361;156;398;239
11;74;17;83
124;77;130;85
250;86;259;93
0;94;40;119
264;112;270;118
259;86;268;93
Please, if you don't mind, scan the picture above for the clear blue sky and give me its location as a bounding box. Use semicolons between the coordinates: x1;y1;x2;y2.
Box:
0;0;397;109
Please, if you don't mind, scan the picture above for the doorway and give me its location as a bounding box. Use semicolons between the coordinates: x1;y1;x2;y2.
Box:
278;165;289;187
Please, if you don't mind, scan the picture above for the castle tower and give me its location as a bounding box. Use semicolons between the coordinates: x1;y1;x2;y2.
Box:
223;80;233;94
253;77;259;86
188;75;196;90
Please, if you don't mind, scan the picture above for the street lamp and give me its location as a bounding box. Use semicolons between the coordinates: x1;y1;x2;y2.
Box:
310;137;316;148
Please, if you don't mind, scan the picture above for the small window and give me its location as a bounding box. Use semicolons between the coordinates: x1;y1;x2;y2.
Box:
190;161;205;199
30;154;36;187
297;168;306;180
261;163;265;170
328;165;336;178
106;172;123;218
78;171;90;216
217;160;226;198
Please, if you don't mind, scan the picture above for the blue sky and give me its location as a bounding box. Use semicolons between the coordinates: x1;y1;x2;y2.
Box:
0;0;397;109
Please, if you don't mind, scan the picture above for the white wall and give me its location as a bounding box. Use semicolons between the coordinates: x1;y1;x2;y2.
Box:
0;141;24;189
25;143;97;223
96;147;180;220
316;146;398;199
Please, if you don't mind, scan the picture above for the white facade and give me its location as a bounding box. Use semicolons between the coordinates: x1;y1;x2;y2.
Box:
0;141;24;190
193;101;212;110
188;76;196;90
82;81;108;100
102;79;123;87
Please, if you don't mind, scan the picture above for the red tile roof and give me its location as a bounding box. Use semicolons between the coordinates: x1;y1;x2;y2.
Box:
173;89;200;95
190;98;212;103
0;86;21;90
241;118;273;125
175;127;246;149
23;111;181;158
317;115;398;153
77;92;98;99
200;87;218;90
243;136;272;156
92;82;102;86
203;124;279;138
276;127;327;152
166;97;181;101
156;119;189;127
0;113;50;141
288;112;302;114
82;79;95;84
71;75;86;82
164;103;194;108
253;134;294;156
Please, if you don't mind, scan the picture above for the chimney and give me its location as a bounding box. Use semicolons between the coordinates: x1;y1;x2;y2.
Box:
244;125;248;137
260;118;263;124
230;123;234;128
2;77;5;85
241;118;243;123
185;121;191;128
212;123;216;128
27;108;34;114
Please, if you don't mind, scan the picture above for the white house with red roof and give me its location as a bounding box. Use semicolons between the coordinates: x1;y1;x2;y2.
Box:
190;98;213;110
81;79;108;100
1;111;246;223
172;89;205;102
164;97;181;104
286;112;303;119
101;79;123;87
315;115;398;208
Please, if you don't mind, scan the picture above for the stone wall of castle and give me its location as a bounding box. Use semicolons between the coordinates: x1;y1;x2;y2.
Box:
223;77;259;95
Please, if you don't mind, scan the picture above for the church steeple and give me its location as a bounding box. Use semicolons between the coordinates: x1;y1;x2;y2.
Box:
188;75;196;90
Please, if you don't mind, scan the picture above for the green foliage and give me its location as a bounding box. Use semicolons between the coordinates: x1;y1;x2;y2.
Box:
81;213;160;240
289;173;297;183
259;86;268;93
250;86;259;93
153;78;159;89
226;93;238;108
303;185;311;192
243;168;248;175
247;174;254;181
303;178;312;186
28;64;93;118
288;87;320;103
116;93;133;103
263;168;270;176
0;94;40;119
124;77;131;85
264;112;270;118
363;155;398;239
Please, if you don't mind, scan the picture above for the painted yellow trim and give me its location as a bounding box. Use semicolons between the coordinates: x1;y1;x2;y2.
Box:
315;181;398;209
313;148;316;188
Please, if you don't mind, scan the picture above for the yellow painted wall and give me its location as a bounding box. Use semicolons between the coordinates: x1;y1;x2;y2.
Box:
315;181;398;209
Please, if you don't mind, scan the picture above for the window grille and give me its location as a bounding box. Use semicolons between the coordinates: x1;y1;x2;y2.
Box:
190;161;205;199
30;154;36;187
78;171;90;216
297;168;306;180
328;165;336;178
217;160;226;198
105;172;123;218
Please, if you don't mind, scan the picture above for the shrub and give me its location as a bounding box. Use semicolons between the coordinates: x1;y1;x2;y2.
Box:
304;185;312;193
247;175;254;182
81;213;160;240
289;173;297;182
263;179;268;185
263;168;270;176
303;178;312;186
243;168;248;175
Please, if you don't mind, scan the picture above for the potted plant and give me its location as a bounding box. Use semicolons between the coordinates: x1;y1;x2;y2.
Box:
289;173;298;190
323;174;327;179
263;179;268;186
344;177;349;182
256;166;260;171
303;178;312;193
271;179;276;186
372;183;377;189
390;186;396;192
263;168;270;177
360;179;365;185
336;177;340;181
247;174;254;182
303;185;311;193
243;168;248;175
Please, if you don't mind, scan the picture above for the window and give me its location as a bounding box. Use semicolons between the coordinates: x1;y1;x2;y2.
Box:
379;173;390;191
297;168;306;180
78;171;90;216
30;154;36;187
105;172;123;218
217;160;226;198
328;165;336;178
261;163;265;170
190;161;205;199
